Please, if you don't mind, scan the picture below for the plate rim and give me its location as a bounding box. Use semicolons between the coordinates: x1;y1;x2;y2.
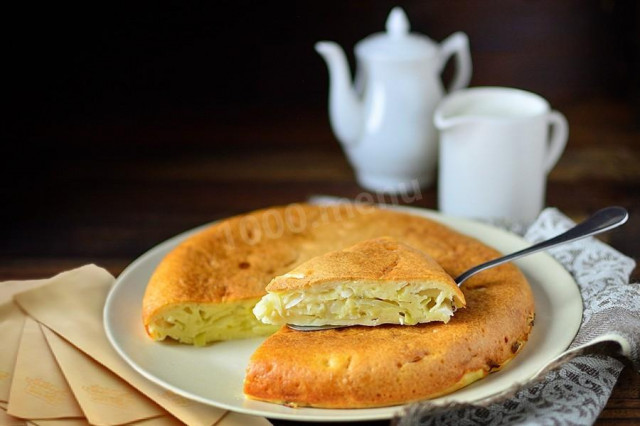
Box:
104;205;583;422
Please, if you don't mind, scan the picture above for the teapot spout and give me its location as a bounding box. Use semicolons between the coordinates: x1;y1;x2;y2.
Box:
315;41;362;147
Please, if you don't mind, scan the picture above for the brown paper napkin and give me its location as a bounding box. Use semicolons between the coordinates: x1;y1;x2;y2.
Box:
7;317;83;419
1;282;106;425
41;326;164;425
216;412;273;426
0;399;91;426
12;265;270;426
0;279;51;403
128;417;184;426
30;416;180;426
0;301;26;403
1;406;26;426
0;280;170;426
29;419;91;426
2;394;91;426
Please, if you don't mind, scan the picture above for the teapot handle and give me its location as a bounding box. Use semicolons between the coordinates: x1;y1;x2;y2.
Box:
438;32;472;93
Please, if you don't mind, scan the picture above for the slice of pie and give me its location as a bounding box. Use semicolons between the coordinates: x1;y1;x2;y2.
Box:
253;237;465;327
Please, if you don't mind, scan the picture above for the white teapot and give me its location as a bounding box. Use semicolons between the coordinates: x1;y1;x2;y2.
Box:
316;7;472;193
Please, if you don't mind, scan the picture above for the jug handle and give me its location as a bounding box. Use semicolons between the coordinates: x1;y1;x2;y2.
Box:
544;111;569;173
438;32;472;92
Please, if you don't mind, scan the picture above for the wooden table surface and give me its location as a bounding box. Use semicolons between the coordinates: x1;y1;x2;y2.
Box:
1;97;638;424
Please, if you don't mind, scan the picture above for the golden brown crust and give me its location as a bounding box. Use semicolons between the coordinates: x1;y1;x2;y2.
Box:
265;236;465;306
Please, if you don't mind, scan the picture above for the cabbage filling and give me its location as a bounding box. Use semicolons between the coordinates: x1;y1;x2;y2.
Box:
253;281;459;327
148;299;279;346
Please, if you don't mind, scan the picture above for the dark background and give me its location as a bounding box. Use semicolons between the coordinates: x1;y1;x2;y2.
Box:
2;0;639;270
2;1;640;423
5;1;638;155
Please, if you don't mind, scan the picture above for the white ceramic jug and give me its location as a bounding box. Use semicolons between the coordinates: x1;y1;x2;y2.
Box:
434;87;569;223
316;7;472;193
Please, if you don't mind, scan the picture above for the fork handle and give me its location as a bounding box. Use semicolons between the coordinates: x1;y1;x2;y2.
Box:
454;206;629;286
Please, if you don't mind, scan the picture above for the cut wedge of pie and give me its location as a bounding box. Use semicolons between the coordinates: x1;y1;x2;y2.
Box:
253;237;466;327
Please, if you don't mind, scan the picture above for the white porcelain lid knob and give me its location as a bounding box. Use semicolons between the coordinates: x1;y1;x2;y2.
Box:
386;7;410;38
355;7;438;61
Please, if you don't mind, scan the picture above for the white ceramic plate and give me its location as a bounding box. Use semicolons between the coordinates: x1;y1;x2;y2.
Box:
104;206;583;422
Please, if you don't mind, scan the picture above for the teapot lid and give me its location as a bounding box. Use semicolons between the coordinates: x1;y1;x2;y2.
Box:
355;7;438;61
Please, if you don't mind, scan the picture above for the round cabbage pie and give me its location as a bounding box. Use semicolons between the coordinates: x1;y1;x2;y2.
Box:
141;204;535;407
